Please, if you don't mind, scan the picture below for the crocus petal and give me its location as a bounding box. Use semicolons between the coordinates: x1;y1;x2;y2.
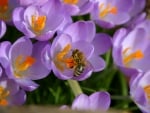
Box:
72;41;94;59
92;33;112;55
89;91;111;111
72;94;90;110
63;21;95;42
9;37;33;63
16;79;39;91
51;33;72;57
24;41;51;80
106;13;130;25
51;62;73;80
0;66;2;78
7;79;19;95
41;44;51;70
129;0;146;17
63;3;80;15
35;31;54;41
13;7;35;37
9;89;26;106
0;41;11;68
78;1;94;15
0;21;6;38
113;28;127;47
88;54;105;72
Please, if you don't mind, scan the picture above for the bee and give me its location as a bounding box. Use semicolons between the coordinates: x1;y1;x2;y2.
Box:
72;49;86;76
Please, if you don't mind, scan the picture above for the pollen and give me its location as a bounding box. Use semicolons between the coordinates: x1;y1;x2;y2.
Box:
63;0;78;5
0;86;9;106
123;49;144;65
144;85;150;99
99;3;118;18
31;15;46;34
14;55;36;78
0;0;8;13
55;44;75;71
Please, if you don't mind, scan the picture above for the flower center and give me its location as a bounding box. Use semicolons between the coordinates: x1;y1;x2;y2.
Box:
31;15;46;34
123;48;144;66
0;0;8;13
14;55;36;78
0;86;9;106
55;44;86;76
144;85;150;100
63;0;78;5
99;3;117;18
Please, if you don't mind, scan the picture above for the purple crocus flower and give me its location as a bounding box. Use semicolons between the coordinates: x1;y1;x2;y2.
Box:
59;0;94;15
71;91;111;111
112;19;150;76
19;0;49;6
2;37;50;91
90;0;145;28
130;71;150;113
0;20;6;39
0;0;20;23
43;21;111;80
0;78;26;106
13;0;65;41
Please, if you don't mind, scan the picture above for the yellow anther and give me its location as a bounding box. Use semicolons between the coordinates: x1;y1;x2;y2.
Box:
144;85;150;99
56;44;71;62
99;3;118;18
0;86;9;106
123;49;144;65
14;55;36;78
63;0;78;5
31;15;46;34
55;44;73;71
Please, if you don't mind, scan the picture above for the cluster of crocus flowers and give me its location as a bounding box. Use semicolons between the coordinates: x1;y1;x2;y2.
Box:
0;0;148;112
112;11;150;113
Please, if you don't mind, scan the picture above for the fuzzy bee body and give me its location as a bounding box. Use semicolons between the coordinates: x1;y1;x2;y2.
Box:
71;49;86;77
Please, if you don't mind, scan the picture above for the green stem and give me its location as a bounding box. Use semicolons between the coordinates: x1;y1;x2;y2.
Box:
105;50;111;68
67;80;83;97
118;72;129;108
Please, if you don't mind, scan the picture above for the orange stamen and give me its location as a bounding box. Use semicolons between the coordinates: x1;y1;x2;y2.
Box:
63;0;78;5
14;55;36;78
56;44;71;62
31;15;46;34
109;7;117;14
144;85;150;99
123;50;144;64
0;99;8;106
0;86;9;106
55;44;72;71
64;57;75;68
99;3;118;18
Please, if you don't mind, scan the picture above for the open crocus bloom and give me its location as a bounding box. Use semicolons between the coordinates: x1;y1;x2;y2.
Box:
13;0;64;41
71;91;111;111
0;78;26;106
60;0;94;15
42;21;111;80
112;20;150;76
2;37;50;91
90;0;145;28
130;71;150;113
